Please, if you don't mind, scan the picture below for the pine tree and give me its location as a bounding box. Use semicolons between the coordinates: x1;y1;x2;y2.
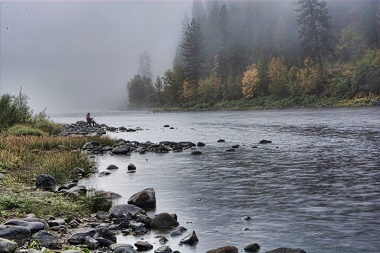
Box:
295;0;335;65
181;18;204;94
218;4;230;51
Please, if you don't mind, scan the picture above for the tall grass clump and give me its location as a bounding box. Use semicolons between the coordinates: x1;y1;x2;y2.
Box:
7;125;45;136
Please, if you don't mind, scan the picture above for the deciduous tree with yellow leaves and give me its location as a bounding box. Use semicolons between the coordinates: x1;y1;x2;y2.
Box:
241;64;260;99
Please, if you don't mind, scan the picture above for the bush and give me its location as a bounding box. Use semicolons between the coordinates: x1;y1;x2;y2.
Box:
85;191;112;212
0;90;32;131
34;118;62;135
8;125;45;136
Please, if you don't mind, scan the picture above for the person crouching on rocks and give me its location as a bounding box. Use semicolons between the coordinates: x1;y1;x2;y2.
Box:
86;112;97;126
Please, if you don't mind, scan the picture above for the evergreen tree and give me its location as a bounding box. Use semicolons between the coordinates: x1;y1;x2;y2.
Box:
139;51;153;81
295;0;335;65
181;18;205;95
218;4;230;51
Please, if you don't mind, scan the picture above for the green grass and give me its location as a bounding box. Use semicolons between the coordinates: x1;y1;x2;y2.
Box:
8;125;45;136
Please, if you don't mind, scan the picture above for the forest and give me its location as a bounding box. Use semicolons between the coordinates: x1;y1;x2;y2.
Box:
126;0;380;109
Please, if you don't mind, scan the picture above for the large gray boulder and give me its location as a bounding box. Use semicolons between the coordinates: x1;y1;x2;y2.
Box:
0;238;18;253
4;219;47;234
35;174;56;191
149;213;179;228
109;204;146;218
0;225;31;246
206;246;238;253
244;243;261;252
32;231;62;249
128;188;156;208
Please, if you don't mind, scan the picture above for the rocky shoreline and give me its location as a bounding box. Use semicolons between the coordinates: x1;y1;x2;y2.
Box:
0;122;306;253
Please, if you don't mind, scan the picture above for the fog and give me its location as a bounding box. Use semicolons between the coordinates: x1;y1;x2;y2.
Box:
0;1;191;114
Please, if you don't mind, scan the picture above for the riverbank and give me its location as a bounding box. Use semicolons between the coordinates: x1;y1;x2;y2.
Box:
125;94;380;112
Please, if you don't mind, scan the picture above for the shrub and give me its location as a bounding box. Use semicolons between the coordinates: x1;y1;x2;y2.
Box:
8;125;45;136
0;90;32;131
34;118;62;135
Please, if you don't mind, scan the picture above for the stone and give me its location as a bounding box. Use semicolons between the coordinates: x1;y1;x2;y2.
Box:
154;246;172;253
197;142;206;147
94;237;114;247
155;235;168;244
265;248;306;253
0;225;31;246
149;213;179;228
128;188;156;208
94;227;116;243
169;226;187;236
217;139;226;142
207;246;239;253
112;146;131;155
4;219;46;234
0;238;18;253
191;150;202;155
180;230;199;245
84;236;99;250
109;243;135;251
244;243;261;252
99;171;111;177
67;228;96;244
35;174;56;191
134;241;153;251
72;167;85;175
106;164;119;170
109;204;146;218
47;219;65;227
259;139;272;144
128;163;137;171
32;231;62;249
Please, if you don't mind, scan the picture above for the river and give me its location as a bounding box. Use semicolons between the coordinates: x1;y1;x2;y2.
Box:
51;108;380;253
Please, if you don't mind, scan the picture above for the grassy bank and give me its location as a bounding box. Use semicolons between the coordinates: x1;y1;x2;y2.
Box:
0;133;118;221
150;94;380;111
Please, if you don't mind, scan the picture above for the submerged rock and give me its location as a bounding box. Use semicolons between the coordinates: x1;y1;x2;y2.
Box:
150;213;179;228
265;248;306;253
180;230;198;245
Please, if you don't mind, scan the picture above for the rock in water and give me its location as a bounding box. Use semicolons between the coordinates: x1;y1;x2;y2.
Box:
206;246;238;253
180;231;199;245
149;213;179;228
128;188;156;208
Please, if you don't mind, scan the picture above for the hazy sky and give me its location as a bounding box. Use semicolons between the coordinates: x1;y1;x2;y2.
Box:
0;1;191;113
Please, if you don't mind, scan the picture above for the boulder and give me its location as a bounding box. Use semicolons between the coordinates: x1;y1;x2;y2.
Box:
155;235;168;244
32;231;62;249
128;163;136;171
112;146;131;155
106;164;119;170
128;188;156;208
72;167;86;175
191;150;202;155
265;248;306;253
99;171;111;177
169;226;187;236
206;246;239;253
109;204;146;218
217;139;226;143
0;225;31;246
67;228;96;244
94;237;114;247
197;142;206;147
0;238;18;253
180;230;198;245
259;139;272;144
149;213;179;228
154;246;172;253
134;241;153;251
4;219;46;234
35;174;56;191
244;243;261;252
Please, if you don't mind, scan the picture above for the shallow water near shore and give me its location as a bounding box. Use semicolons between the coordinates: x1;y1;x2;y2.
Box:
52;108;380;253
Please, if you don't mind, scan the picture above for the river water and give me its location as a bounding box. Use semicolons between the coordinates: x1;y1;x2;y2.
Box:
51;108;380;253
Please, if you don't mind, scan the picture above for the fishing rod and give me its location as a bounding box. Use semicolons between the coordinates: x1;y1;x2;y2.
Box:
93;109;106;117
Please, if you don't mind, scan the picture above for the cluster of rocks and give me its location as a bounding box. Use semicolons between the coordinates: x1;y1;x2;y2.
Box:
0;185;306;253
58;121;142;137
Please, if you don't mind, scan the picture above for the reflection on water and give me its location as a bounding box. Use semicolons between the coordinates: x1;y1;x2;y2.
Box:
54;108;380;253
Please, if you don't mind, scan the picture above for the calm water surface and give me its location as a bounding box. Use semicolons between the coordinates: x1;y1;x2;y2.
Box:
52;108;380;253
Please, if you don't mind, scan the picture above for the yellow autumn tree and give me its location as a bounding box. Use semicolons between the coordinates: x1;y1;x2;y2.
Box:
268;57;289;98
242;64;260;98
183;80;197;101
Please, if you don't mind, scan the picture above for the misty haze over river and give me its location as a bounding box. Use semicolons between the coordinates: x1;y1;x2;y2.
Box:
52;108;380;253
